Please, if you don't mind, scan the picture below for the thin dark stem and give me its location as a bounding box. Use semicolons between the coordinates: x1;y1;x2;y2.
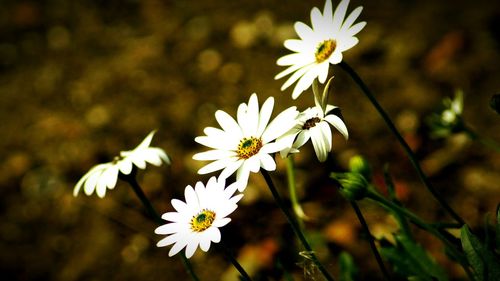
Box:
218;242;253;281
180;254;201;281
463;125;500;152
339;61;465;226
120;171;200;281
350;201;391;281
121;171;162;223
261;170;335;281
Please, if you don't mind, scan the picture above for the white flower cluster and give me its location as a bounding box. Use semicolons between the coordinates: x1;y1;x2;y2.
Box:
75;0;363;260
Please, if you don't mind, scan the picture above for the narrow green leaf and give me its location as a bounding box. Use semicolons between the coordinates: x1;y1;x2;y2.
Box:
461;225;500;281
380;235;447;281
338;251;358;281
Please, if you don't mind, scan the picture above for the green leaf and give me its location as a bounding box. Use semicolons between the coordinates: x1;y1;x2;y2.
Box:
380;234;448;281
461;225;500;281
338;251;358;281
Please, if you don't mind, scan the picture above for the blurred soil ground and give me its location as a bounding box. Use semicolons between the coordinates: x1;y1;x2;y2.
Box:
0;0;499;280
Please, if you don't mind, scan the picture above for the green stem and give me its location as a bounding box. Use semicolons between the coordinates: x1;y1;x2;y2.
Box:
463;125;500;152
120;171;200;281
286;156;307;227
121;171;162;224
218;242;253;281
350;201;391;281
339;61;465;226
261;170;336;281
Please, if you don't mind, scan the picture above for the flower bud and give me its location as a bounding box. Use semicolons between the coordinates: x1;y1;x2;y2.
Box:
331;172;368;201
348;155;371;180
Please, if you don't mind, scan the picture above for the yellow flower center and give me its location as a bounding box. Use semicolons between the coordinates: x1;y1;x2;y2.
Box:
190;209;216;232
315;39;337;63
302;117;321;130
237;137;263;159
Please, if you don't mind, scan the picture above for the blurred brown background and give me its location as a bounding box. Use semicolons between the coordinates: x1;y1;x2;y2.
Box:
0;0;499;280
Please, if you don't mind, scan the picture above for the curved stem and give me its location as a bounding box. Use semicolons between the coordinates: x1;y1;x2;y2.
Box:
218;242;253;281
463;125;500;152
286;156;308;226
350;201;391;281
121;171;162;223
261;170;336;281
339;61;465;226
120;172;200;281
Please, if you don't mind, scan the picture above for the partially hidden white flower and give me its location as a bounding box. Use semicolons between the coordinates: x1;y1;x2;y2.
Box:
275;0;366;99
278;103;348;162
155;176;243;258
441;90;463;125
193;93;299;191
73;131;170;198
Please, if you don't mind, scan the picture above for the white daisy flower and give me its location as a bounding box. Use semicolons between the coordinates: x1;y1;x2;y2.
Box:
74;131;170;198
278;103;348;162
155;176;243;258
275;0;366;99
193;93;299;191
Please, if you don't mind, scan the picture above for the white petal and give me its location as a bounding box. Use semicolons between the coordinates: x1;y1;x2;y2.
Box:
293;130;311;149
310;7;324;32
155;223;182;235
184;237;199;258
345;21;366;38
215;110;242;136
136;130;155;150
168;237;189;256
214;217;231;228
157;232;182;247
95;175;108;198
193;150;237;161
260;153;276;171
244;94;259;136
118;159;133;175
171;198;189;214
262;106;299;143
197;158;235;175
317;61;330;83
322;0;334;27
333;0;349;30
341;6;363;30
310;124;331;162
219;159;244;179
161;211;185;223
235;165;251;191
294;21;315;42
199;233;212;252
280;64;314;93
246;157;261;173
184;185;198;208
284;39;306;53
83;169;101;196
293;65;321;98
195;134;239;151
257;96;274;137
324;114;349;140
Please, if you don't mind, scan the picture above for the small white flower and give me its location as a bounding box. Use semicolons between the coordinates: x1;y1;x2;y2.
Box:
155;177;243;258
74;131;170;198
441;90;463;125
275;0;366;99
193;93;299;191
279;103;348;162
